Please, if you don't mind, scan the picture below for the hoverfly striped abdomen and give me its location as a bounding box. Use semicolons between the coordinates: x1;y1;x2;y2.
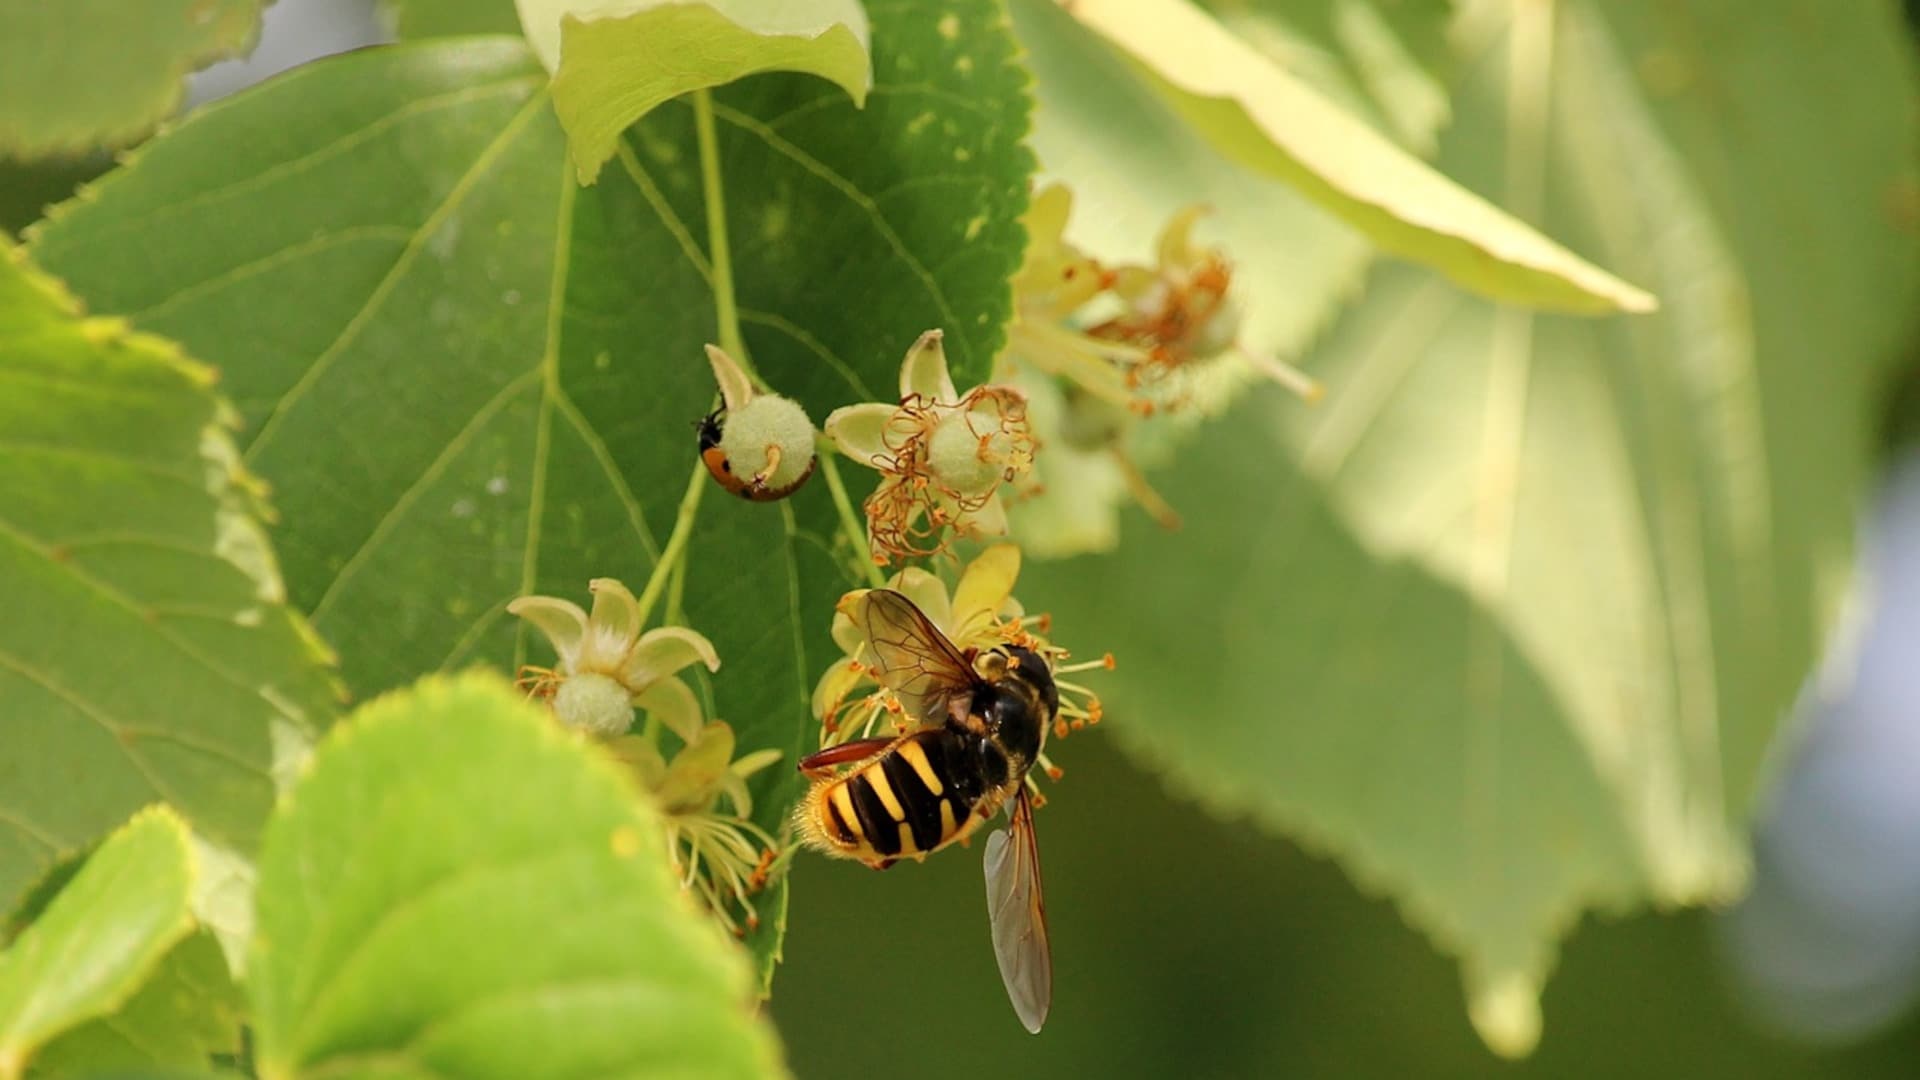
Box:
813;728;1005;864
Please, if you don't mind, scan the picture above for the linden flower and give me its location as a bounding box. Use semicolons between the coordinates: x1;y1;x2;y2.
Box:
1000;184;1145;411
608;722;782;936
507;577;720;738
824;330;1036;563
810;544;1109;792
1088;205;1321;409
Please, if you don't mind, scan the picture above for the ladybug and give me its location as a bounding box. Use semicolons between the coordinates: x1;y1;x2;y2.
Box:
697;407;816;502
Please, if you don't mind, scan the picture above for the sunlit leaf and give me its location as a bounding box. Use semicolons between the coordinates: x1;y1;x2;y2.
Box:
522;0;872;183
1010;0;1451;361
1200;0;1453;155
30;2;1035;984
0;239;336;914
1064;0;1656;314
0;807;194;1075
250;673;785;1079
0;1;265;157
1025;0;1919;1056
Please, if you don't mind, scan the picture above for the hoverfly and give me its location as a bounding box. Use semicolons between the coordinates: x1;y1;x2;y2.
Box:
795;589;1056;1033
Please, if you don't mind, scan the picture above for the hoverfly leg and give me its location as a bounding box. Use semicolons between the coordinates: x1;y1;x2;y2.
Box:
798;736;898;778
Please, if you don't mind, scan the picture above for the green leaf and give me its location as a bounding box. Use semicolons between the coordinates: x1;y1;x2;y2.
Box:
1199;0;1454;156
1024;0;1919;1056
381;0;523;39
1009;0;1451;360
0;239;336;915
29;933;243;1078
30;2;1035;984
0;1;265;158
527;0;873;184
250;673;785;1079
1063;0;1657;314
0;807;195;1075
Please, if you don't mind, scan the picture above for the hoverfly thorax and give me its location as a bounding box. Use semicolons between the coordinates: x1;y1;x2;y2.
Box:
972;645;1054;768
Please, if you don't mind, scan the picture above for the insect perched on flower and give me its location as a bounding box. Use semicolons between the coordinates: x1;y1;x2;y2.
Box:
824;330;1036;563
696;342;818;501
796;544;1112;1033
509;578;780;935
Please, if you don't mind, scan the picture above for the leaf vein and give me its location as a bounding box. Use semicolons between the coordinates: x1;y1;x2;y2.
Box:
246;89;551;463
307;370;542;624
708;103;965;364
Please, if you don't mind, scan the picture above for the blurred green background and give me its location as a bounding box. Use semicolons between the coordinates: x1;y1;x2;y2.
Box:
773;732;1920;1077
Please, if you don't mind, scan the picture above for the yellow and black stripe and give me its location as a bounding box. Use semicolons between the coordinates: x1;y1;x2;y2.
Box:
818;728;1004;862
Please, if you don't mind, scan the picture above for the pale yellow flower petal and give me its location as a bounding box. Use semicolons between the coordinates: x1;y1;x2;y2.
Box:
886;566;953;631
951;544;1020;640
1025;183;1072;248
619;626;720;691
731;747;784;779
899;328;957;403
606;734;667;790
829;598;869;657
960;490;1008;539
704;343;756;413
1157;204;1209;272
588;577;641;646
812;655;866;721
657;721;736;815
718;773;754;820
633;674;703;744
824;402;897;467
505;595;588;669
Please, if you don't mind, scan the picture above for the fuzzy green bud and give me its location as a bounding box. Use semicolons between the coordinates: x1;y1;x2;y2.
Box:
720;393;817;491
929;413;1005;496
552;672;634;737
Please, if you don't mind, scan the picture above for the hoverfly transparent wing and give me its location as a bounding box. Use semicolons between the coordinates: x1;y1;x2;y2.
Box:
851;588;979;726
984;786;1052;1033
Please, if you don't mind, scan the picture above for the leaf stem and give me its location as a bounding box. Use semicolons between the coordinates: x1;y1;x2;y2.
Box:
630;87;754;628
818;449;886;588
693;88;747;364
636;458;709;629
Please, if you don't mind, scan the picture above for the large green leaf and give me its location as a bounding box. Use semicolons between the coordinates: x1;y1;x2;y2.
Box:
249;673;784;1079
0;239;336;913
29;3;1035;982
1023;0;1919;1056
1063;0;1655;314
0;1;265;157
526;0;872;183
0;807;194;1076
1201;0;1453;154
29;933;243;1077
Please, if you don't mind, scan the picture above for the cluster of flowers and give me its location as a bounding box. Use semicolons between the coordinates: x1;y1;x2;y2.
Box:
509;579;780;936
503;184;1303;936
998;185;1321;558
